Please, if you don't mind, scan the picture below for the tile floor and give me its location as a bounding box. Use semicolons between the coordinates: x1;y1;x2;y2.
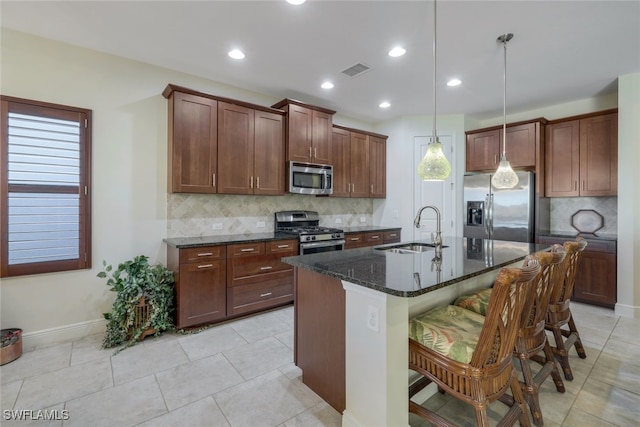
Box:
0;302;638;427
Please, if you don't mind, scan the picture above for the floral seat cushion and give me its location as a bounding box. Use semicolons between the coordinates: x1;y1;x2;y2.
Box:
408;305;485;364
453;287;493;316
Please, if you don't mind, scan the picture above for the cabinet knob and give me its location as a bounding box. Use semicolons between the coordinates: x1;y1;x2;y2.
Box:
256;176;260;189
212;173;216;187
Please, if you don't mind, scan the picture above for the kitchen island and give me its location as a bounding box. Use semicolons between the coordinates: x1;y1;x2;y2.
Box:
282;237;547;427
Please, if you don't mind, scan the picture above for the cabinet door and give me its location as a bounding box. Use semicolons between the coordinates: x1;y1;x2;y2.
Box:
254;110;285;195
217;102;254;194
169;92;217;193
176;260;226;328
349;132;370;198
331;127;351;197
579;113;617;196
466;129;500;171
504;123;536;168
312;110;332;164
287;104;312;162
545;120;580;197
573;250;616;308
369;136;386;198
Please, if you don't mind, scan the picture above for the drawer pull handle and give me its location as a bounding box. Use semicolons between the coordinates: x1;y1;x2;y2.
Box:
260;266;273;271
260;292;273;298
197;264;213;269
197;252;213;257
241;248;255;252
389;233;397;237
350;238;360;241
277;245;289;248
370;236;380;239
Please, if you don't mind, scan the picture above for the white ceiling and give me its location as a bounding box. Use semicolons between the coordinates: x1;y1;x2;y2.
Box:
2;0;639;123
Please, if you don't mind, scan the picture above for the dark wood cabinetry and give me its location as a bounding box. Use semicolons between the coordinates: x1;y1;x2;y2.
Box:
167;238;296;328
164;85;285;195
331;125;387;199
545;110;617;197
466;121;545;198
227;240;297;316
538;236;617;308
166;91;218;193
217;102;285;195
344;229;401;249
167;245;227;328
271;99;335;164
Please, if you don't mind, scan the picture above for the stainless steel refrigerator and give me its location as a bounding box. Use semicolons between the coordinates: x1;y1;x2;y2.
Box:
463;171;535;243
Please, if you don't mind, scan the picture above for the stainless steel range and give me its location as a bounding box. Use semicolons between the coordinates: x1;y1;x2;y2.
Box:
274;210;345;255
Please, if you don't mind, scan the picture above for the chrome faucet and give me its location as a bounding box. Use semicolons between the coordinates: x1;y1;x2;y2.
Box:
414;205;442;250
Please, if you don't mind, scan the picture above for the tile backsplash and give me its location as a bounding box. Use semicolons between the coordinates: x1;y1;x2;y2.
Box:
167;193;374;237
549;196;617;235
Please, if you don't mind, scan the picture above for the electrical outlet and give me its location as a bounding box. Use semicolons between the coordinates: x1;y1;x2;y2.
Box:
335;218;343;224
256;221;266;228
212;223;223;230
360;217;366;223
367;305;379;332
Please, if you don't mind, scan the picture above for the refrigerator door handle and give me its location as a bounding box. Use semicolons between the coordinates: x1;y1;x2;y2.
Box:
484;194;491;236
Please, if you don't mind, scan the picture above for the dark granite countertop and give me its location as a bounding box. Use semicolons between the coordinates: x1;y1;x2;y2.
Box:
282;237;548;298
341;225;401;233
163;232;296;248
538;232;617;242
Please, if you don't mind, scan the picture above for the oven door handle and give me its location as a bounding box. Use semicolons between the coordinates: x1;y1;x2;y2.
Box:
300;239;345;249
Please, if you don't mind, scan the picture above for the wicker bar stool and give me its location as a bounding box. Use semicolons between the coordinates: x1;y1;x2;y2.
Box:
545;237;588;381
408;257;541;427
454;248;568;426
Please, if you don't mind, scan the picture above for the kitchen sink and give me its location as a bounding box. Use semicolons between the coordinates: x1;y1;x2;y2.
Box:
375;242;448;254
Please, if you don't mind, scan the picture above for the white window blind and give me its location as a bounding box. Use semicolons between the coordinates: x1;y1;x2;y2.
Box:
7;112;81;265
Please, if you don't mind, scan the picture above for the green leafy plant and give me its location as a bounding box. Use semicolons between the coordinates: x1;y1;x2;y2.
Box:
98;255;175;352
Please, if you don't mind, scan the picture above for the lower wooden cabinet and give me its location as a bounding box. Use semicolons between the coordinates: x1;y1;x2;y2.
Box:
167;245;227;329
538;236;617;308
167;239;296;328
344;229;401;249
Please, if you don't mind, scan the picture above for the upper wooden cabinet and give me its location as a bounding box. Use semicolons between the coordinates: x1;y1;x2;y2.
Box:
545;110;617;197
164;84;285;195
331;125;387;198
271;99;335;164
166;90;218;193
217;102;285;195
466;121;543;172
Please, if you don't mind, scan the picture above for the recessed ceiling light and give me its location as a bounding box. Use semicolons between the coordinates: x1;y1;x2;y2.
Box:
447;78;462;87
321;81;334;89
228;49;245;60
286;0;306;5
379;101;391;108
388;47;406;57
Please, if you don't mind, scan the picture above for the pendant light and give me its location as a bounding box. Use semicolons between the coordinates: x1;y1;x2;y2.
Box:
417;0;451;181
491;33;519;189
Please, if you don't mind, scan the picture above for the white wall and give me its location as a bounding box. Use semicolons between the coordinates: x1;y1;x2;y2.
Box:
0;29;301;349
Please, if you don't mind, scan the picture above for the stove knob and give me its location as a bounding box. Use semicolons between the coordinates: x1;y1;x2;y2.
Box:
312;236;316;241
305;236;312;242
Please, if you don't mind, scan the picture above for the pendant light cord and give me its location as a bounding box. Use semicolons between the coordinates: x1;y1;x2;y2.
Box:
502;34;507;158
432;0;437;142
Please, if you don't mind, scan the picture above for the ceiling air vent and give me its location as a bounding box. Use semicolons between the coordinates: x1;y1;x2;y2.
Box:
341;63;371;77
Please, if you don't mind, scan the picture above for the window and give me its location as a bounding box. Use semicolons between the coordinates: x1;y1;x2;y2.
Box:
1;96;91;277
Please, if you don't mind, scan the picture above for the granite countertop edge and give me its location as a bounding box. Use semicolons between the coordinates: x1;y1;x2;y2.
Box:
537;232;617;242
163;225;402;248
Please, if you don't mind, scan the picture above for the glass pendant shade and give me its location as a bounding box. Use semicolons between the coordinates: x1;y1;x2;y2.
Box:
418;137;451;181
491;155;519;188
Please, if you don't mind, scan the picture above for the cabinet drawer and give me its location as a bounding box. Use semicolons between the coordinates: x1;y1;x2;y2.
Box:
266;239;298;255
365;232;383;243
227;279;293;316
228;254;293;287
345;233;365;249
180;245;226;263
383;230;401;243
228;242;266;258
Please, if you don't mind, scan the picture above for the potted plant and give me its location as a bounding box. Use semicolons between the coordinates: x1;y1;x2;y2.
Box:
98;255;175;352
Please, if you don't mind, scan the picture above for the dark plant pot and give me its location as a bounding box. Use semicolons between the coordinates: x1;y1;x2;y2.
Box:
1;328;22;365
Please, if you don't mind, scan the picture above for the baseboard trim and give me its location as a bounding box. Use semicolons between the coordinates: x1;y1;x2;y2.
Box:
21;318;106;352
614;303;639;319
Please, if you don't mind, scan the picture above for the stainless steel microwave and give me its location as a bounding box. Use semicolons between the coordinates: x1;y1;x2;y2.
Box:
288;161;333;195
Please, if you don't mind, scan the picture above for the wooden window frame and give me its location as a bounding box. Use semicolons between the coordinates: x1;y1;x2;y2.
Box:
0;95;92;277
